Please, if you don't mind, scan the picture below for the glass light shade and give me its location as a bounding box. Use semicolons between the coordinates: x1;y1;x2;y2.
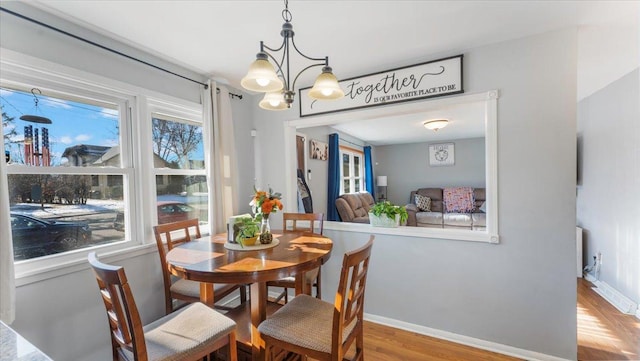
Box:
308;67;344;100
259;92;289;110
241;58;284;92
423;119;449;131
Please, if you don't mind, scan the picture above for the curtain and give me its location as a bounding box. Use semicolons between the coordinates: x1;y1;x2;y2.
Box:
0;123;15;324
364;146;375;200
327;133;340;221
203;81;239;234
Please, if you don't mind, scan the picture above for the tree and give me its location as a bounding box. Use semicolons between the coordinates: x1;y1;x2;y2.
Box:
152;118;202;167
2;104;19;162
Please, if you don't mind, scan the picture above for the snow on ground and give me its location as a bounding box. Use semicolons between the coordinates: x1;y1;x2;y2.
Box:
10;199;124;217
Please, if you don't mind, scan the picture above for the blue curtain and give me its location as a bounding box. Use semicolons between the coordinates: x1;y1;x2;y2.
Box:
327;133;340;221
364;146;375;200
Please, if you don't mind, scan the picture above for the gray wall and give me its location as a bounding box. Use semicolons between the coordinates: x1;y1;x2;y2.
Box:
576;68;640;305
375;137;485;205
257;28;578;359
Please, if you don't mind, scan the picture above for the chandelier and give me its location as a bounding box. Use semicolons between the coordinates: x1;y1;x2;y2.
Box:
241;0;344;110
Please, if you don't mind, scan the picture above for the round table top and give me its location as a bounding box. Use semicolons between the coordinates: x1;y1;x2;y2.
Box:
166;232;333;284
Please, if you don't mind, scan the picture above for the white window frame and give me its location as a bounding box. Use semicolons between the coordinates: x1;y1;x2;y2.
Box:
339;145;365;195
1;50;207;283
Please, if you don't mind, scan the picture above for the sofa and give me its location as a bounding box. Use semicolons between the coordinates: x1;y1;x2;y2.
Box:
405;187;486;230
335;192;375;223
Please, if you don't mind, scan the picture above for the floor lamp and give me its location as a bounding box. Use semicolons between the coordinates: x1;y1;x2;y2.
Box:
377;176;387;202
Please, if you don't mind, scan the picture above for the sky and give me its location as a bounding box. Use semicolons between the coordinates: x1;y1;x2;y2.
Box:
1;87;118;165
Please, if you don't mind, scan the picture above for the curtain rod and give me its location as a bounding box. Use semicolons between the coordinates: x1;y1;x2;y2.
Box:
0;6;243;100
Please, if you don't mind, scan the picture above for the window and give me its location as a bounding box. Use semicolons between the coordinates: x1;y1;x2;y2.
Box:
339;146;364;194
150;112;208;227
1;54;210;278
2;85;129;260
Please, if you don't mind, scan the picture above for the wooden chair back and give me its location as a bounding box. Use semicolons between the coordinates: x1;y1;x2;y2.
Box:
153;219;201;313
88;252;148;361
283;212;324;235
332;236;374;359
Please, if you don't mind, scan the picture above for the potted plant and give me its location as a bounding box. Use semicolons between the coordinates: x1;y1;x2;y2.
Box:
369;201;408;228
232;216;260;247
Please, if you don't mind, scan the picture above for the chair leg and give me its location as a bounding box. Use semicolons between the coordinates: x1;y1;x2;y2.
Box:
228;330;237;361
239;285;247;303
315;270;322;299
284;288;289;303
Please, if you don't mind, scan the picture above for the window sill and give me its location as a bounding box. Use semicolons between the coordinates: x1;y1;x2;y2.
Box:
14;243;157;287
324;221;499;243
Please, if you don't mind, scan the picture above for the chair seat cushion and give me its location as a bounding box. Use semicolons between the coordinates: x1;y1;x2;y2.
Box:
170;279;230;298
258;294;355;354
122;302;236;361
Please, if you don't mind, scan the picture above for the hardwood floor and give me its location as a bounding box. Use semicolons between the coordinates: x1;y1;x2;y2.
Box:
230;278;639;360
577;278;640;361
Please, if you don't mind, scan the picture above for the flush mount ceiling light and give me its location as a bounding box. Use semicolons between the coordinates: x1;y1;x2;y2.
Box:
423;119;449;131
20;88;52;124
241;0;344;111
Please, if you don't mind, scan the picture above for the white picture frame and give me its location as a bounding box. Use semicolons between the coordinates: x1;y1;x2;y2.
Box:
429;142;455;166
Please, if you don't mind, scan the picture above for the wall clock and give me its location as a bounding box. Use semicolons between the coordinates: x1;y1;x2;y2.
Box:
429;142;455;166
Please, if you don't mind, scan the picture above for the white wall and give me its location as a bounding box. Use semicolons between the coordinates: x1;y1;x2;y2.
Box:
576;68;640;306
375;137;486;205
257;28;578;359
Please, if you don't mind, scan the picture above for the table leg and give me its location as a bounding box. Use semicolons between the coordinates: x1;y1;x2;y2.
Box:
294;271;308;296
199;282;215;307
250;282;267;361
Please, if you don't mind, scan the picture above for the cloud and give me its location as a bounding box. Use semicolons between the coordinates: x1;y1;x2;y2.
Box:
0;89;14;97
41;98;72;109
59;136;72;144
100;108;118;119
75;134;91;142
102;139;119;147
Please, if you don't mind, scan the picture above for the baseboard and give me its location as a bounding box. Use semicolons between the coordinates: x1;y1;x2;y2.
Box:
584;272;597;283
589;280;638;315
364;313;572;361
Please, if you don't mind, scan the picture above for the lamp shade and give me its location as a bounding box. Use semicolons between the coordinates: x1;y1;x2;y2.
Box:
259;92;289;110
423;119;449;131
241;54;284;92
376;176;387;187
308;66;344;100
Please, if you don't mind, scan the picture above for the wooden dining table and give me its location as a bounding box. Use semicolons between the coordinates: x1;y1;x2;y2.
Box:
165;231;333;361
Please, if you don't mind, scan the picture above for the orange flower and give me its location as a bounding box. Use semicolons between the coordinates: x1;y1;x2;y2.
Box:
250;187;283;217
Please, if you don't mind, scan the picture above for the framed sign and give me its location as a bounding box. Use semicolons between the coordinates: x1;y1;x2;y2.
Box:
299;54;463;117
429;143;455;166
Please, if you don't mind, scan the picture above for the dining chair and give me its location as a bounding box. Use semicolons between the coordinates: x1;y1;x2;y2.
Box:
153;219;247;314
88;252;238;361
267;212;324;304
258;236;374;361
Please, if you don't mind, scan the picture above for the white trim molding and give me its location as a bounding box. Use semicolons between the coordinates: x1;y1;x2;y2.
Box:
364;313;572;361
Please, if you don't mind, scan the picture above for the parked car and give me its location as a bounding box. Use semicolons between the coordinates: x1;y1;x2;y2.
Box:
10;213;92;260
157;201;196;224
113;201;197;231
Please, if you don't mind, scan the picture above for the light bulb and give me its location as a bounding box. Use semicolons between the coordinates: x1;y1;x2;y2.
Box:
256;78;270;87
269;99;281;107
321;88;333;96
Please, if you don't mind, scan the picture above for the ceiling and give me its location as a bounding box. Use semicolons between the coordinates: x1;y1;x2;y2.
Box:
24;1;639;144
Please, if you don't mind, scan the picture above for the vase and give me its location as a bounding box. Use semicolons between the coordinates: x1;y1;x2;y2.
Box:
259;215;273;244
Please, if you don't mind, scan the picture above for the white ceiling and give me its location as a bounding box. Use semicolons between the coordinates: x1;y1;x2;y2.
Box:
26;0;639;144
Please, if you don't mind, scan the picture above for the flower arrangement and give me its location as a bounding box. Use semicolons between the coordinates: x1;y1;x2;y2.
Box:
250;187;283;220
250;187;283;244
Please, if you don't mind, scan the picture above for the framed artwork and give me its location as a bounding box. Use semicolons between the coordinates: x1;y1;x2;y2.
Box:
309;139;328;161
429;142;455;166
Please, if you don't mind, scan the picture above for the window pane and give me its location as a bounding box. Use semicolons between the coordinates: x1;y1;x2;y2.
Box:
1;87;119;167
8;174;124;260
156;175;208;225
152;117;204;170
343;179;350;194
355;179;361;192
342;153;350;177
354;156;360;177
